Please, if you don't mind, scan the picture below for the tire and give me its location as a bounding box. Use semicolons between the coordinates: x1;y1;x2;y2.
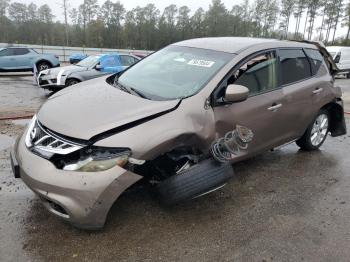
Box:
296;109;330;151
65;78;80;87
156;159;234;206
347;73;350;79
36;61;51;72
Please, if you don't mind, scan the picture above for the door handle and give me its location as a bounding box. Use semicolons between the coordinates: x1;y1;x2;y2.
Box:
267;103;282;111
313;87;323;94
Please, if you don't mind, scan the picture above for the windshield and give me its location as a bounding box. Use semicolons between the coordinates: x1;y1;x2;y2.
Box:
77;55;101;68
116;46;234;100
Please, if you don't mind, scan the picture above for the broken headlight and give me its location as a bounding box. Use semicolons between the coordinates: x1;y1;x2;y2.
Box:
63;147;131;172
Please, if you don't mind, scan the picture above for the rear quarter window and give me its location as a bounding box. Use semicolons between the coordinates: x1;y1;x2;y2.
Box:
278;49;312;85
304;49;327;75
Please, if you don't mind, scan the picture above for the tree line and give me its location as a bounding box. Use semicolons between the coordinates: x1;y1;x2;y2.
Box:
0;0;350;50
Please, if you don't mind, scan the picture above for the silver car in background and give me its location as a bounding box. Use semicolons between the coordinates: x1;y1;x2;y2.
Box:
37;53;140;91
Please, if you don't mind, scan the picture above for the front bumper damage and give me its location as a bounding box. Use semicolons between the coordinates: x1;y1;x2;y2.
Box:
37;72;65;90
12;134;142;229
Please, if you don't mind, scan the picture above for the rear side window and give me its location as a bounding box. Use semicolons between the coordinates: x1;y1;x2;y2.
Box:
304;49;325;75
13;48;30;55
119;55;137;66
279;49;311;85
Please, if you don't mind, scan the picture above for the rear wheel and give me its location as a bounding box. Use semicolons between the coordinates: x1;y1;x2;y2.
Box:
36;61;51;72
296;109;330;151
65;78;80;87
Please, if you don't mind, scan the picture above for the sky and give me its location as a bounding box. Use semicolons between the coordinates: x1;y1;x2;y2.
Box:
15;0;348;39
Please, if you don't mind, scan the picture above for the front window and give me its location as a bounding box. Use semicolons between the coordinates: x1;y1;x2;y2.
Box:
76;55;101;68
231;51;278;96
116;46;234;100
0;48;14;56
100;55;119;68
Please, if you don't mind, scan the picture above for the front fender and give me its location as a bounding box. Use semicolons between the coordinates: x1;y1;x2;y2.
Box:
65;72;84;82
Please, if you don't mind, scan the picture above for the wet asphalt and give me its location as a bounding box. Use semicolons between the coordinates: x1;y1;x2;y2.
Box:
0;74;350;262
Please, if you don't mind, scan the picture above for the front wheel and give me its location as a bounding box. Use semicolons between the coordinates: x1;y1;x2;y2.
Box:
296;109;330;151
65;78;80;87
156;159;234;206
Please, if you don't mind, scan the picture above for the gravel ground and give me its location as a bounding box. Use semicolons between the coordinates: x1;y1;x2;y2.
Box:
0;74;350;262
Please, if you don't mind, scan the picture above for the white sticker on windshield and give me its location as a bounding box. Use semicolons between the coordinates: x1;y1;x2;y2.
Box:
187;59;215;68
174;57;186;63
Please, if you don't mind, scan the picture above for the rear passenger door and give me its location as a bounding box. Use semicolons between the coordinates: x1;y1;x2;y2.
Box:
277;48;318;140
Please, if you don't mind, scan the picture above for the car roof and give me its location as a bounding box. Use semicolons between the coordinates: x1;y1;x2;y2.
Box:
6;47;30;49
173;37;316;54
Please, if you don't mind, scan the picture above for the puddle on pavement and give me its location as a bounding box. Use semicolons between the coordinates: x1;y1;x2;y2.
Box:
0;134;15;151
12;119;30;126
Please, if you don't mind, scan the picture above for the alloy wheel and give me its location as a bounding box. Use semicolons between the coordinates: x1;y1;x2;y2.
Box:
310;113;329;146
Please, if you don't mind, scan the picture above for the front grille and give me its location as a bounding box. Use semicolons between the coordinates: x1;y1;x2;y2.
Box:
25;116;84;155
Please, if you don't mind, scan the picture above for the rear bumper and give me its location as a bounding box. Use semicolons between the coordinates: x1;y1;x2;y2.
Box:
12;133;142;229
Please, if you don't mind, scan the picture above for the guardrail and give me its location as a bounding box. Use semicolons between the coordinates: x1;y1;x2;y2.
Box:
0;43;152;62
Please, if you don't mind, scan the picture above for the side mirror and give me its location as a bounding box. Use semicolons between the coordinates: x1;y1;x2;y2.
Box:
95;64;103;71
224;84;249;103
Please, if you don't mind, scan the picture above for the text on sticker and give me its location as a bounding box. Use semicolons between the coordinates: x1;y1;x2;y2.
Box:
188;59;215;68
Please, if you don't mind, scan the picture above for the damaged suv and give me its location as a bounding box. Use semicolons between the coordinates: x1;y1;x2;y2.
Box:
11;37;346;229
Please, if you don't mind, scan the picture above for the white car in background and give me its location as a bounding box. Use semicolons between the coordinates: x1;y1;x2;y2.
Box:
326;46;350;78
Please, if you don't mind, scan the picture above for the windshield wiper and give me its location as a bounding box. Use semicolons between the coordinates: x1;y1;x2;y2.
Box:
130;87;149;99
114;77;149;99
114;80;131;94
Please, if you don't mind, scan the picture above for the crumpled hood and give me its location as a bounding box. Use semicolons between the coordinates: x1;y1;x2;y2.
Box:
37;77;180;140
43;65;88;77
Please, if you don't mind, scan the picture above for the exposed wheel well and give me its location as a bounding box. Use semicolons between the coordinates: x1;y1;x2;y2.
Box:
134;146;204;182
321;100;346;137
36;59;52;67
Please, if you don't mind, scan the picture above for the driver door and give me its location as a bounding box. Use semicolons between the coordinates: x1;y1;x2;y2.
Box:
212;50;287;160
